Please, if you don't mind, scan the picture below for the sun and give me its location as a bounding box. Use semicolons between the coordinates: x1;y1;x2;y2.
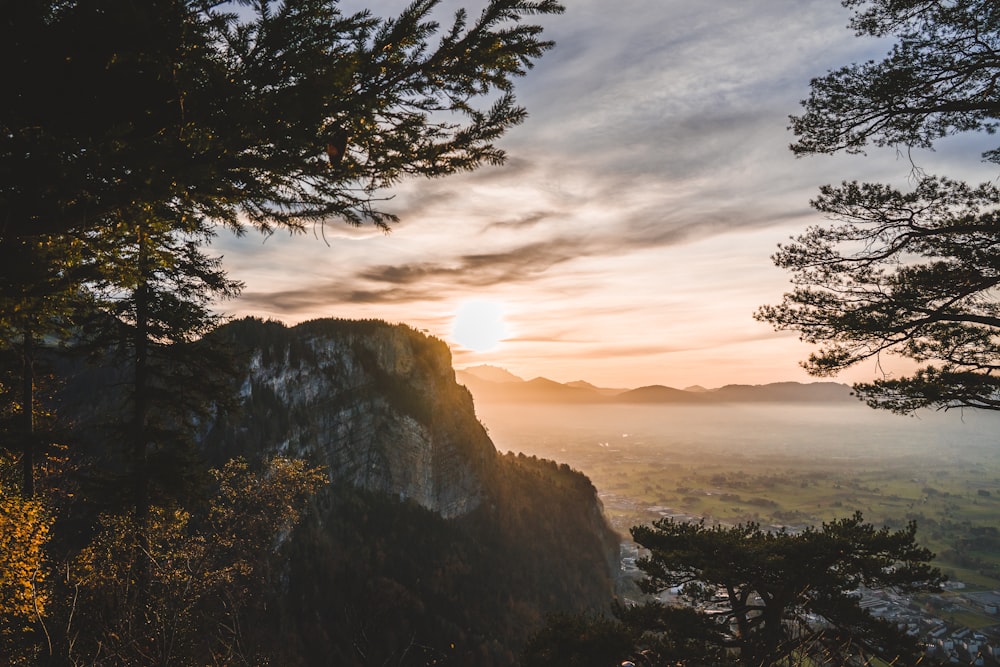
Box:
451;300;508;352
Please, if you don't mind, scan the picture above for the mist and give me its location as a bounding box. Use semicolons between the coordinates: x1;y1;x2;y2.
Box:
476;401;1000;586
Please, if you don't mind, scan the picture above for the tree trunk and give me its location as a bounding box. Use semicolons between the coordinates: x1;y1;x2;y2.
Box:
125;223;155;640
133;226;150;528
728;585;757;667
758;604;786;667
19;327;35;498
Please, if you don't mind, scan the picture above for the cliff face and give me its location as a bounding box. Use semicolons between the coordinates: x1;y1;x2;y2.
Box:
198;318;620;665
40;316;618;664
205;318;493;519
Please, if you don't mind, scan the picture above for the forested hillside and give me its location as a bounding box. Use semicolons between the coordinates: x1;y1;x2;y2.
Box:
32;317;619;665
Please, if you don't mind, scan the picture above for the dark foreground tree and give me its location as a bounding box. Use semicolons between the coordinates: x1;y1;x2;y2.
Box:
0;233;88;498
629;513;942;667
521;613;638;667
789;0;1000;163
1;0;565;242
87;207;242;522
524;604;731;667
60;457;325;666
2;0;564;490
759;0;1000;411
757;176;1000;412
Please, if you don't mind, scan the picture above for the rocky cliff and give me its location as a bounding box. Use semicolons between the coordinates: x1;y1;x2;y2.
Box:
44;316;620;663
195;317;621;665
204;317;495;519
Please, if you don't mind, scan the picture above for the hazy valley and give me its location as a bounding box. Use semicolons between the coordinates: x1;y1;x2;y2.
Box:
462;368;1000;636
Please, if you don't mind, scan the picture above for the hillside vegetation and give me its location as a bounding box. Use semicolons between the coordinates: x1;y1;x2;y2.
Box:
3;318;619;665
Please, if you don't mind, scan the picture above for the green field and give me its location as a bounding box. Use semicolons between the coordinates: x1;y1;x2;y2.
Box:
588;455;1000;589
476;402;1000;590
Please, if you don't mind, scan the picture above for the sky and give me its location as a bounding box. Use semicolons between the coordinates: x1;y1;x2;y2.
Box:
216;0;997;389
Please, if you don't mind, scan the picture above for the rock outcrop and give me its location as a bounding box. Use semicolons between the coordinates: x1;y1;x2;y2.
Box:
200;318;620;664
56;316;620;664
204;318;494;519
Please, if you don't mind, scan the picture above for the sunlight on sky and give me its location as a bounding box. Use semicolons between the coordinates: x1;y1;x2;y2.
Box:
451;300;508;352
216;0;998;389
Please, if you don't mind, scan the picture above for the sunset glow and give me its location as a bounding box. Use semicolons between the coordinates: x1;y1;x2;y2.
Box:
451;300;508;352
217;0;996;389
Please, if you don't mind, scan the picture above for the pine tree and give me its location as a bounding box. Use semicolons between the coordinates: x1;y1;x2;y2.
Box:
86;206;242;522
759;0;1000;411
0;234;89;497
1;0;565;241
629;513;943;667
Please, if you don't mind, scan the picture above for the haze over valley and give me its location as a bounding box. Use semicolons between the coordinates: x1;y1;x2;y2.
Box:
462;366;1000;618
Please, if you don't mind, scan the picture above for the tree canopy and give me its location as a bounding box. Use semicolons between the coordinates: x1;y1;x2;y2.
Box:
759;0;1000;412
1;0;564;492
0;1;567;662
0;0;565;241
629;513;943;667
790;0;1000;162
758;176;1000;412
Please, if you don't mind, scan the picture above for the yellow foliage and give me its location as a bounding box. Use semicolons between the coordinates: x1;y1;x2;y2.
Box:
67;456;325;664
0;483;53;634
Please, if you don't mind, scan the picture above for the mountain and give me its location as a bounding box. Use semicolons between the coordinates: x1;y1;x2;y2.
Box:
565;379;630;396
204;318;493;518
519;376;609;402
61;318;619;665
615;384;706;403
456;366;855;406
710;381;855;402
459;363;525;383
456;371;607;403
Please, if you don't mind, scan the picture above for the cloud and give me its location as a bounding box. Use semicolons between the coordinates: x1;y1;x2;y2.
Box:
560;343;693;359
238;284;442;313
351;238;589;293
481;211;558;232
237;238;584;313
221;0;1000;387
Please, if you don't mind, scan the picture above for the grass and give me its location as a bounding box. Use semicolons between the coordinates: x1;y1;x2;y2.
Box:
942;608;997;630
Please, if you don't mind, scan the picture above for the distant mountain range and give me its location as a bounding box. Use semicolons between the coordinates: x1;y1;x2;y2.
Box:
456;365;856;404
